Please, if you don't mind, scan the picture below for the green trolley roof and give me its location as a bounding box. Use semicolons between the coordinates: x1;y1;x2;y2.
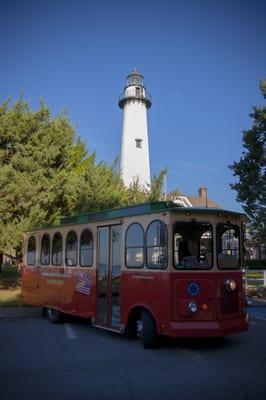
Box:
59;201;245;226
27;202;245;233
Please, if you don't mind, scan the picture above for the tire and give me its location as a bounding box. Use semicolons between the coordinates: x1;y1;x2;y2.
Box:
141;310;157;349
46;308;61;324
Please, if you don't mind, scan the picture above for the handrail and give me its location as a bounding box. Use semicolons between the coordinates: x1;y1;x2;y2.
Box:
118;91;152;109
118;91;152;102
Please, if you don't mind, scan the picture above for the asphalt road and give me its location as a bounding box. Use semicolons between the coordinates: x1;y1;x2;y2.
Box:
0;305;266;400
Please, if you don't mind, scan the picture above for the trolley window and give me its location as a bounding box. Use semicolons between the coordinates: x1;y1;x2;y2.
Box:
126;223;145;268
27;236;36;266
80;229;93;267
52;232;63;266
66;231;78;266
41;234;50;265
147;220;167;269
217;223;240;269
174;222;213;269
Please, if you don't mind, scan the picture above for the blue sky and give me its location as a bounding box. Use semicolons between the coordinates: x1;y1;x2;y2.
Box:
1;0;265;211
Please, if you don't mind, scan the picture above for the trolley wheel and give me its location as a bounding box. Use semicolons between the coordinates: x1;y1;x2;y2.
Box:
141;310;157;349
46;308;61;324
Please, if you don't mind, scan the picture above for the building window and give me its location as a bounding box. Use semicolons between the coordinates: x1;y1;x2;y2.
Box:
135;138;143;148
80;229;93;267
27;236;36;266
66;231;78;266
147;220;168;269
41;234;50;265
126;223;145;268
52;232;63;266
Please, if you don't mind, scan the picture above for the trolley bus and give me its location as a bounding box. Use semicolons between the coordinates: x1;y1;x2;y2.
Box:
22;202;249;348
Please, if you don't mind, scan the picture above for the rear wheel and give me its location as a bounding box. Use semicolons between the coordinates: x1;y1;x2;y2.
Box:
46;308;61;323
141;310;157;349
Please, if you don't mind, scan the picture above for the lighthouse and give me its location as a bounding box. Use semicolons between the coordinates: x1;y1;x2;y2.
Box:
119;69;152;189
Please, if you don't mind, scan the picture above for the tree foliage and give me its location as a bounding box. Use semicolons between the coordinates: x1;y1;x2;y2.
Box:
0;98;164;257
229;81;266;242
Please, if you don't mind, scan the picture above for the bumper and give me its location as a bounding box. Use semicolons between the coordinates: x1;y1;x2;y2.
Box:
163;314;249;338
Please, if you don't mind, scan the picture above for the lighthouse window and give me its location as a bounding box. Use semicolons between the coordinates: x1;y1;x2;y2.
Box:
135;139;143;148
133;76;140;85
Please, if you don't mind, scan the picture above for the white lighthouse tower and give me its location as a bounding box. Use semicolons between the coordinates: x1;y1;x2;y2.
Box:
119;69;152;189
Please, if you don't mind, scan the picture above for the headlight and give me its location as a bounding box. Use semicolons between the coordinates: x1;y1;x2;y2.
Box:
225;279;237;291
188;302;197;313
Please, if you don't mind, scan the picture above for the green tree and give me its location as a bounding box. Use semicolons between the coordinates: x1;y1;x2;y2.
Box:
124;169;167;205
229;80;266;242
149;169;167;202
0;99;120;259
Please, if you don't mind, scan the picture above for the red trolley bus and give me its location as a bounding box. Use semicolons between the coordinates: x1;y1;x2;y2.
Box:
22;202;249;348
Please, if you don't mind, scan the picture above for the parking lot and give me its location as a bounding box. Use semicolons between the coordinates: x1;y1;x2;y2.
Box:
0;305;266;400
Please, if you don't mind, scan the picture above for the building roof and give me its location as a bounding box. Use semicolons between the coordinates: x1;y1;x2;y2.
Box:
168;187;221;209
127;68;143;77
186;195;220;209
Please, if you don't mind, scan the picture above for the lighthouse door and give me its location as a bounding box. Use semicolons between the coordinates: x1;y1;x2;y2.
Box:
96;225;121;330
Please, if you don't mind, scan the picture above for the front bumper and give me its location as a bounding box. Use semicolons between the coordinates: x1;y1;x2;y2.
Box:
163;314;249;338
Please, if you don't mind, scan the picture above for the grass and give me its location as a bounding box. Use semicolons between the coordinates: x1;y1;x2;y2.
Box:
0;288;21;307
247;272;263;279
0;265;22;307
245;271;265;286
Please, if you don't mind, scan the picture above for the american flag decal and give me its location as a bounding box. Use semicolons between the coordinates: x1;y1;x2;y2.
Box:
75;272;91;295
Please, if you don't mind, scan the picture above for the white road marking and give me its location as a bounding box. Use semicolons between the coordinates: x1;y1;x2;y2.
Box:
177;348;204;363
64;323;78;339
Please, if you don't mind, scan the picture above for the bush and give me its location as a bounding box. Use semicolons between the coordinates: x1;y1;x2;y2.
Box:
246;259;266;270
0;264;21;289
0;265;21;307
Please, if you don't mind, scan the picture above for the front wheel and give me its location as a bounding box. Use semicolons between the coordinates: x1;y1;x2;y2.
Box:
141;310;157;349
46;308;61;324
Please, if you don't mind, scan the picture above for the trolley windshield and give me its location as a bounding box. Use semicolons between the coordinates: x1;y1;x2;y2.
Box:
173;222;213;269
